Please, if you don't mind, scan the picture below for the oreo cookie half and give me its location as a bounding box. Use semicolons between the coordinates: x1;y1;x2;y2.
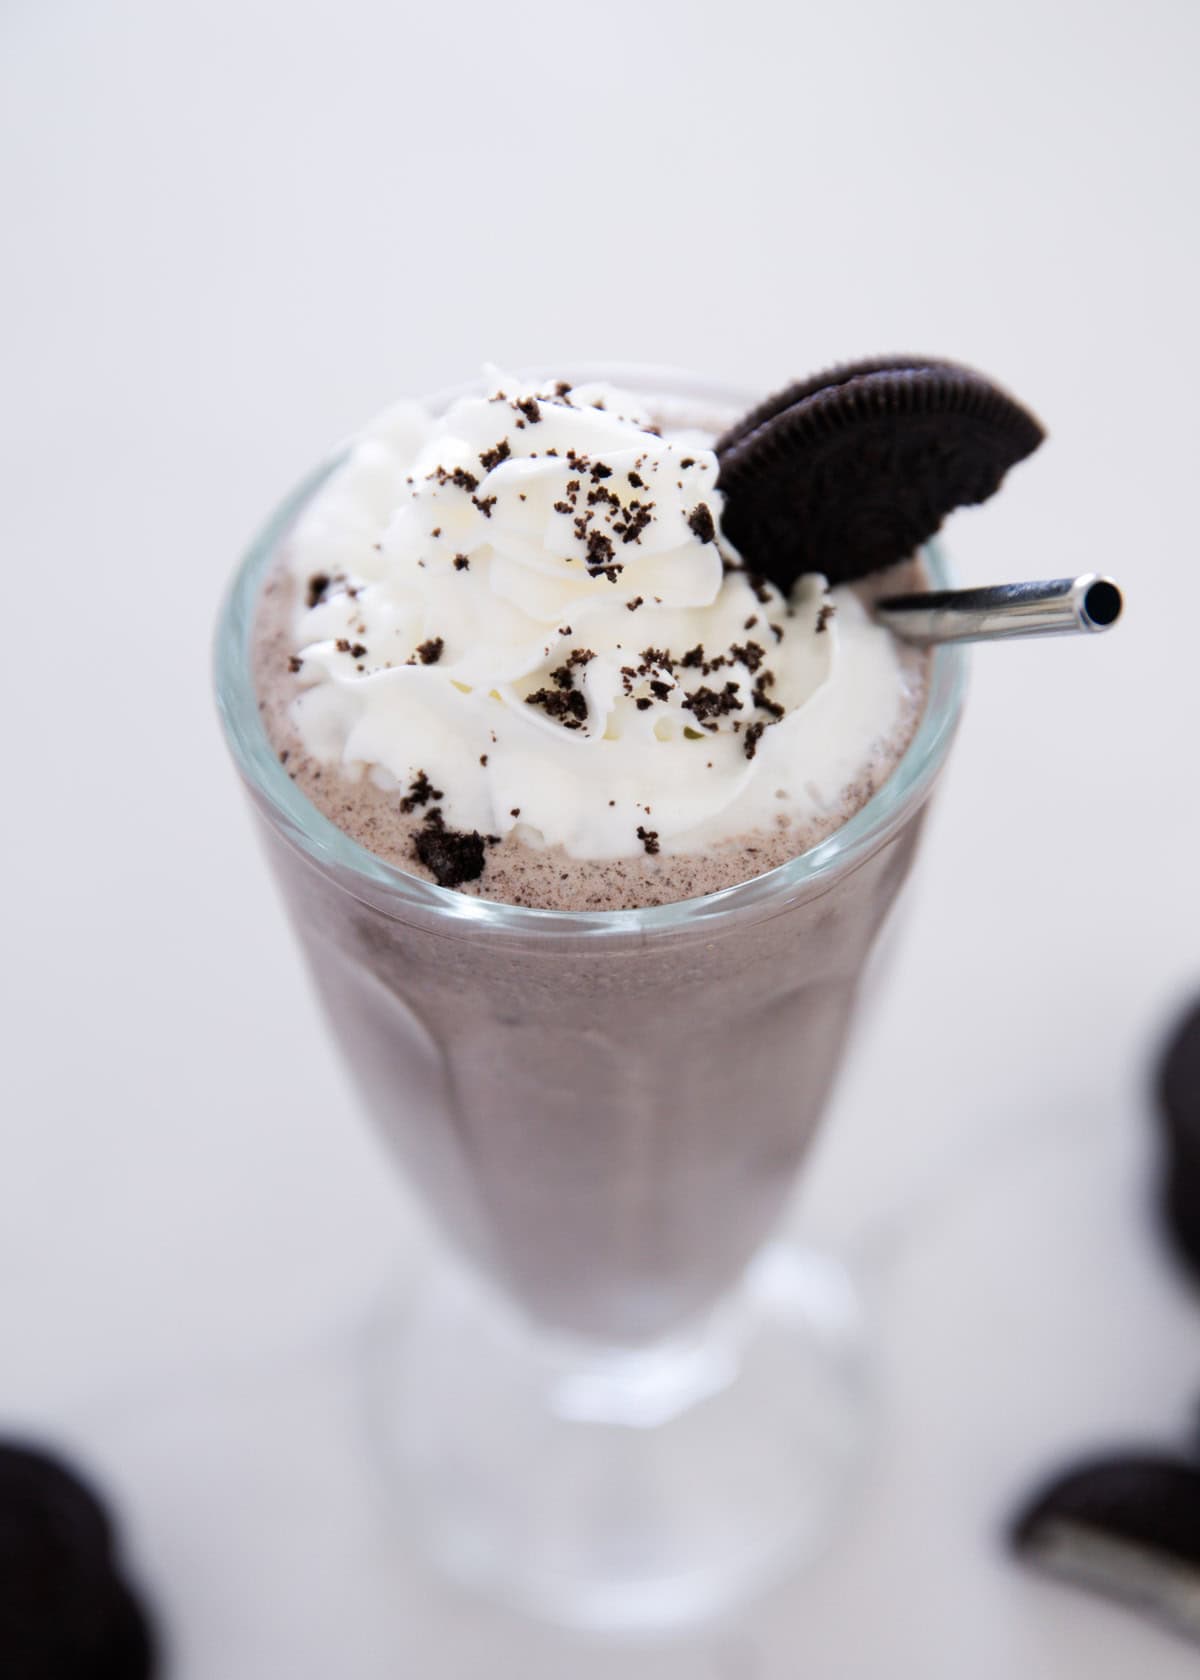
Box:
93;1580;156;1680
714;354;968;456
1159;996;1200;1149
1157;997;1200;1282
0;1442;156;1679
1010;1454;1200;1645
715;361;1045;590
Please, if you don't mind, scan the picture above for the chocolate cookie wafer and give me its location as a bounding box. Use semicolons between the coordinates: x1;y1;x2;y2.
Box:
1158;997;1200;1282
1011;1453;1200;1645
716;361;1044;590
0;1442;156;1679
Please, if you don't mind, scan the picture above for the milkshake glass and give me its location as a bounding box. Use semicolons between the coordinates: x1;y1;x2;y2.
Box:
215;369;965;1629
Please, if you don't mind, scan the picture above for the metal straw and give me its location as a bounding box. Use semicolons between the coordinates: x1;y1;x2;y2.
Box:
873;573;1123;644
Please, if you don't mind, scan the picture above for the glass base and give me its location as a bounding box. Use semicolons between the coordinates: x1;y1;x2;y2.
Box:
367;1243;871;1633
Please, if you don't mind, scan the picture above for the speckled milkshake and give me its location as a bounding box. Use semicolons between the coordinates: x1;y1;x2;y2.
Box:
237;370;947;1340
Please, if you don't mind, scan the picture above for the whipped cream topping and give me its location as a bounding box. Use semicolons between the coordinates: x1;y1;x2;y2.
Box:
280;371;915;859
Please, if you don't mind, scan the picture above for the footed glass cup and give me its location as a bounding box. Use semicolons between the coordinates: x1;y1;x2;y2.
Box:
215;369;965;1631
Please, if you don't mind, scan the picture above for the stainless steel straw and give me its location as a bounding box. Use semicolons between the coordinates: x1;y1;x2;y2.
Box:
874;574;1122;644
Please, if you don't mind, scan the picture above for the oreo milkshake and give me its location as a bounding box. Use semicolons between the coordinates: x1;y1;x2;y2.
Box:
237;370;947;1339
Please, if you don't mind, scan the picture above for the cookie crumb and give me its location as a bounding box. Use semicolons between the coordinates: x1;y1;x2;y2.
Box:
413;811;488;887
479;439;511;472
399;769;443;814
687;503;715;543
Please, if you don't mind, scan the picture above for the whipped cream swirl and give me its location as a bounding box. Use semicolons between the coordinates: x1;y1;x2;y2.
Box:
280;371;913;859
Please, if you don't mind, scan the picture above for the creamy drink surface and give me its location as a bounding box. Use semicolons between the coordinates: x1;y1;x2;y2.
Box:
253;373;929;908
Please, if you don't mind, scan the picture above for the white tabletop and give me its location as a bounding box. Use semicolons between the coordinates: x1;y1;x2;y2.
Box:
3;2;1200;1674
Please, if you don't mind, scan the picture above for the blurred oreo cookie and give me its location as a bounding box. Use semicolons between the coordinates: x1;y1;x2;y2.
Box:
1011;1453;1200;1645
1158;996;1200;1281
715;359;1044;590
0;1442;156;1678
1006;1000;1200;1645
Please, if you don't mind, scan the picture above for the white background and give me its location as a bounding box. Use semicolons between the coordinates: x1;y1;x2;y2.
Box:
3;1;1200;1674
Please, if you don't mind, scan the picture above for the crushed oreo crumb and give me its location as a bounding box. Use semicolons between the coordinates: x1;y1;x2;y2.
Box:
336;638;368;659
287;655;303;673
306;573;332;608
627;470;645;488
433;465;479;493
472;494;497;518
687;503;715;543
415;637;444;665
549;648;596;691
816;602;836;633
479;439;511;472
399;769;443;814
626;595;644;611
753;671;786;719
479;754;488;766
618;502;654;545
585;529;618;578
680;456;695;469
516;397;541;424
526;686;588;729
453;554;470;570
413;808;488;888
636;826;660;856
683;682;743;724
730;640;765;672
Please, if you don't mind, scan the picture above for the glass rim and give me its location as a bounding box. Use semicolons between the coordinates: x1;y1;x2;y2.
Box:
214;366;967;941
